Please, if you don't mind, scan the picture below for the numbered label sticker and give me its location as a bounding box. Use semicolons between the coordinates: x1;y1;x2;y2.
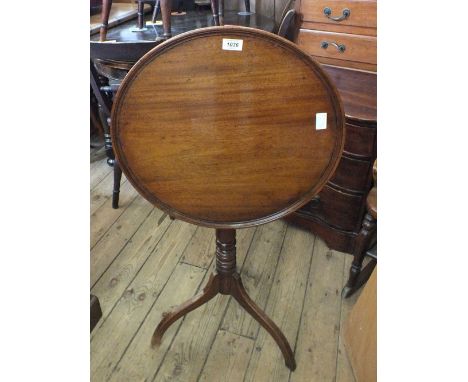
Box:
316;113;327;130
222;38;243;51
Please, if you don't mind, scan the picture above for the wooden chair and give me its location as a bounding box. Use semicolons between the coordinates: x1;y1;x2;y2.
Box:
277;9;296;41
90;61;114;166
110;26;345;370
343;160;377;298
99;0;172;42
90;60;125;208
275;0;297;41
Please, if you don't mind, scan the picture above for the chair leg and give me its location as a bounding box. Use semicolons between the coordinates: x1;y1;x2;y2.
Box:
137;1;145;29
210;0;220;25
102;116;115;166
343;213;376;298
351;258;377;292
244;0;250;13
112;159;123;209
160;0;172;37
99;0;113;42
152;0;161;23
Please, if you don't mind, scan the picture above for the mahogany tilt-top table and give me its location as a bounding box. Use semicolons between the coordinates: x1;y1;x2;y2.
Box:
111;26;345;370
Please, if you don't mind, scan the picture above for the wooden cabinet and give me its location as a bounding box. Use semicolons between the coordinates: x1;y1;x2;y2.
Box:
296;0;376;71
286;1;377;254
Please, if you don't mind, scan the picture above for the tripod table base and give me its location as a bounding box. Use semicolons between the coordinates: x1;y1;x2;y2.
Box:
151;229;296;371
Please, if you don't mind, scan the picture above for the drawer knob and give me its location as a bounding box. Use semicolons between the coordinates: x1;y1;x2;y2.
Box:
321;41;346;53
323;7;350;21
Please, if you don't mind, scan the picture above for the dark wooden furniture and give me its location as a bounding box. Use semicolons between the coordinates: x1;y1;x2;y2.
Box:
343;160;376;298
111;26;345;370
277;9;296;40
285;67;376;253
296;0;377;72
285;0;377;254
90;61;115;165
90;294;103;332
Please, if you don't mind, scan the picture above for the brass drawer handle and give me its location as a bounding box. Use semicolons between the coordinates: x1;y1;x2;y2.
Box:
321;41;346;53
323;7;350;21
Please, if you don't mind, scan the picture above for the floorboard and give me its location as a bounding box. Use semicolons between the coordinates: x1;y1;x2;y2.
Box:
91;156;361;382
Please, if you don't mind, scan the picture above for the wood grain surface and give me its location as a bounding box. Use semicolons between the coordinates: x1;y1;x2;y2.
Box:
111;26;345;228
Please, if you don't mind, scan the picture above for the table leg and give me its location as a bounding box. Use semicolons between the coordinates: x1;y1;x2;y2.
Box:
151;229;297;371
231;273;296;370
151;274;219;347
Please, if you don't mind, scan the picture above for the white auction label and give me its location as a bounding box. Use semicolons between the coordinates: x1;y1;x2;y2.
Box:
316;112;327;130
222;38;243;51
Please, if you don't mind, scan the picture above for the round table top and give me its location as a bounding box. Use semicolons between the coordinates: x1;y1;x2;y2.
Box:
112;26;345;228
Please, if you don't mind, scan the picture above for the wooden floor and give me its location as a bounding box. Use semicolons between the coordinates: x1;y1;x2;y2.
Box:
90;147;360;382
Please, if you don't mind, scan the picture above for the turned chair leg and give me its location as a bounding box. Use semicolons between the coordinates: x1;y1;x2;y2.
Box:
160;0;172;37
137;0;145;29
99;0;113;42
112;159;123;209
343;213;376;298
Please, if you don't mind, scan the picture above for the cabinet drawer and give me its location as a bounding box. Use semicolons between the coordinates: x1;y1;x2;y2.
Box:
330;155;372;192
305;185;364;231
297;30;376;65
301;0;376;29
344;122;376;158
